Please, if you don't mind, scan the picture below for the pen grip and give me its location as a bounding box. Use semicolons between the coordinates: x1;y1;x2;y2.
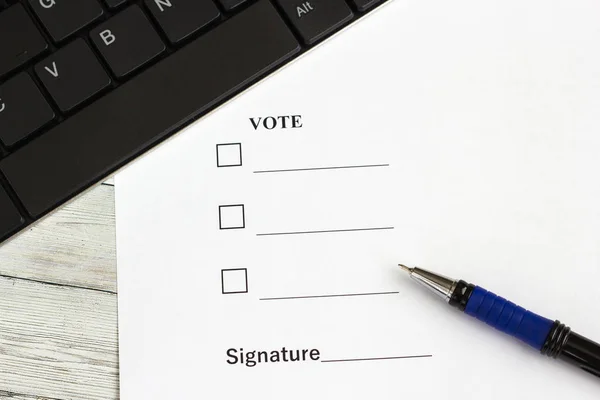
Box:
464;286;554;351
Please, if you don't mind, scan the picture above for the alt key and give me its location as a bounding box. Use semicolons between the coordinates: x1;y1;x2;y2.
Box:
274;0;354;45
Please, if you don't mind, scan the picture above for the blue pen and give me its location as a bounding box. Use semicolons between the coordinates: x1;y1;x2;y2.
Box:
399;264;600;378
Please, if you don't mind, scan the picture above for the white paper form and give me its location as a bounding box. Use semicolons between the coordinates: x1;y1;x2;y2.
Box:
116;0;600;398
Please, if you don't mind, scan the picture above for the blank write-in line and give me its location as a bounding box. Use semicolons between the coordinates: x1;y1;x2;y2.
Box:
321;355;433;363
253;164;390;174
259;291;399;301
256;227;394;237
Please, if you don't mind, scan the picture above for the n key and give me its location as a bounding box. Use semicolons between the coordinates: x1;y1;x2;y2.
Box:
35;39;111;113
29;0;104;43
145;0;220;44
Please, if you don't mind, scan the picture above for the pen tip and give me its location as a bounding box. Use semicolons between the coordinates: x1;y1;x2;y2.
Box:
398;264;412;273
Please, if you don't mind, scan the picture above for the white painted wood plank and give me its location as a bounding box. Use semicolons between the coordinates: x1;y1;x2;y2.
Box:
0;179;118;399
0;185;116;293
0;277;118;400
0;391;49;400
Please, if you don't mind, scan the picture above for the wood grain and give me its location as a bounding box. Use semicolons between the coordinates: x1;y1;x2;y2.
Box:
0;392;45;400
0;276;118;400
0;184;116;293
0;183;119;400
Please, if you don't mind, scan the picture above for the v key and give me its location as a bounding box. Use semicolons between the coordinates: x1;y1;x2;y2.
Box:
44;61;59;78
35;39;111;113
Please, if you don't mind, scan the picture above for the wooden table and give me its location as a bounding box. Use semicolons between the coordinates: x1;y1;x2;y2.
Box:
0;182;118;400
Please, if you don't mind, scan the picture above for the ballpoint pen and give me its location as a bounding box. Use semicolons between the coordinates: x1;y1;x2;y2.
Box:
399;264;600;378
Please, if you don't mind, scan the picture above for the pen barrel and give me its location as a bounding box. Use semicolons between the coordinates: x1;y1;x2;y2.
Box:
542;325;600;378
464;286;554;351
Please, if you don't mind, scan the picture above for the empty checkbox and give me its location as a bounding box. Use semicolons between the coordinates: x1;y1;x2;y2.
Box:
221;268;248;294
216;143;243;167
219;204;245;230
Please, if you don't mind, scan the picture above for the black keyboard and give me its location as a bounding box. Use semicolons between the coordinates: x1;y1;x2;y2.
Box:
0;0;385;244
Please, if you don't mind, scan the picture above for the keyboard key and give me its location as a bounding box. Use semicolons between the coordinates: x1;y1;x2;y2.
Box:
91;6;166;78
0;0;299;218
275;0;353;45
350;0;380;11
217;0;246;11
0;73;55;147
35;39;111;113
28;0;104;43
0;185;24;242
0;4;48;78
105;0;127;8
145;0;220;44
